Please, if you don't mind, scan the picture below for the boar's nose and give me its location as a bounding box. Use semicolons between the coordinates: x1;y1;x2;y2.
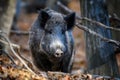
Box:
54;49;64;57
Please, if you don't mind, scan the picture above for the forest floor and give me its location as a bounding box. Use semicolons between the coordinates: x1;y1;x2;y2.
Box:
0;0;120;79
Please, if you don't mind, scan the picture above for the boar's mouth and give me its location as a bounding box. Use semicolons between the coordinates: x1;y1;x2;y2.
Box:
48;55;63;63
40;50;64;62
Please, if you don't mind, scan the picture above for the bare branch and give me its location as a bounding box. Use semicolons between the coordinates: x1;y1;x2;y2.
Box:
0;35;19;64
5;36;36;75
10;30;29;35
0;39;16;65
57;1;120;32
110;13;120;22
16;47;34;70
0;33;36;75
75;23;120;47
82;17;120;32
0;30;32;66
0;39;20;48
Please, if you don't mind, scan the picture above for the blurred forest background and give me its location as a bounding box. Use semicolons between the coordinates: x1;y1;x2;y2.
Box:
0;0;120;79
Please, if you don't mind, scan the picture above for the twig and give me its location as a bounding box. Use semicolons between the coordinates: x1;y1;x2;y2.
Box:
57;1;120;32
6;38;36;75
0;34;36;75
0;37;33;67
2;50;16;65
0;39;20;49
75;23;120;47
0;38;19;64
16;47;34;69
0;31;37;75
10;30;29;35
82;17;120;32
110;13;120;22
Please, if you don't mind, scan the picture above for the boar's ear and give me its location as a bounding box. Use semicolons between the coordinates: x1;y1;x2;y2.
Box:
64;12;75;30
38;10;50;28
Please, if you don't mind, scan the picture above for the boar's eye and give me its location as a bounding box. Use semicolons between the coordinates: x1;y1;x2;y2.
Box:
62;31;65;34
62;30;66;34
45;29;52;34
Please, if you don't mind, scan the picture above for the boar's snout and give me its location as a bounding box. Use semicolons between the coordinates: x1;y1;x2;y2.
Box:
54;49;64;57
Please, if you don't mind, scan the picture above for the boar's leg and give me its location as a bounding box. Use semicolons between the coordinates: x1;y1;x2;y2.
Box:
61;50;75;73
32;52;52;71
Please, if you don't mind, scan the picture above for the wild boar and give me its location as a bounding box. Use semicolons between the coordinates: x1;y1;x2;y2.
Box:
29;9;75;73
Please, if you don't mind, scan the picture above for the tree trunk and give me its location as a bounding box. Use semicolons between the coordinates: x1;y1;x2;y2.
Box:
0;0;16;53
107;0;120;42
0;0;16;36
80;0;119;77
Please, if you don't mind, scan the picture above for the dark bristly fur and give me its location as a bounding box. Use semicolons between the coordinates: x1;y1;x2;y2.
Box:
29;9;75;73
